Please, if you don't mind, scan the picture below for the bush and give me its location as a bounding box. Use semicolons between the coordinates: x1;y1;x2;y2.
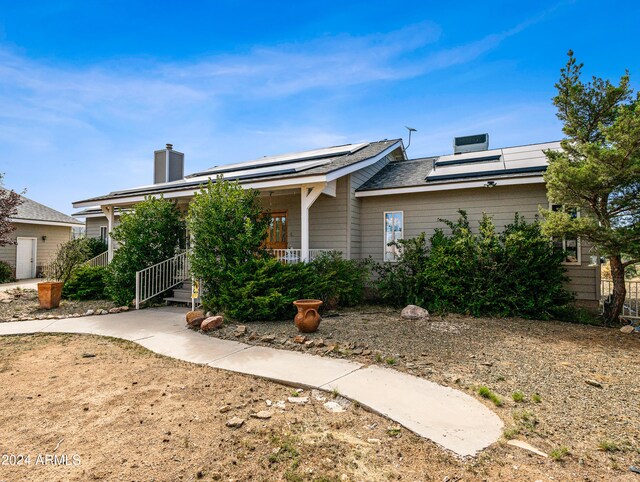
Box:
46;238;92;283
0;260;13;283
375;211;573;318
83;237;108;259
307;252;372;309
62;265;108;300
107;196;185;306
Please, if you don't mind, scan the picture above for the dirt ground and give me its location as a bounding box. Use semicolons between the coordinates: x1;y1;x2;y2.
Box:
1;335;636;481
0;289;115;322
207;305;640;480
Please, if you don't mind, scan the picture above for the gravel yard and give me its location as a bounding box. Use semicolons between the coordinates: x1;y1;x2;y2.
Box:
207;305;640;479
0;288;116;322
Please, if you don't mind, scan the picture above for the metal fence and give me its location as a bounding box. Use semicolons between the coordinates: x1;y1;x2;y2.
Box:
135;251;190;309
601;279;640;320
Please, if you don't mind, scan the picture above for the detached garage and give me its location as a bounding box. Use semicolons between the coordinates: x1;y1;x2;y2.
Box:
0;193;83;279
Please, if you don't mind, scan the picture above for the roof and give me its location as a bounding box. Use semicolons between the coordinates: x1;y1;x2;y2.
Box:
7;191;83;226
73;139;403;207
357;141;560;193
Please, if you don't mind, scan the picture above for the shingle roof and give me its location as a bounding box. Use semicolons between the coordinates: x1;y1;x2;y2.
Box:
73;139;403;206
357;157;436;191
7;191;83;225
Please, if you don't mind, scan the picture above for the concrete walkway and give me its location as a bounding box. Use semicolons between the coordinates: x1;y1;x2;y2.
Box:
0;278;40;291
0;307;503;457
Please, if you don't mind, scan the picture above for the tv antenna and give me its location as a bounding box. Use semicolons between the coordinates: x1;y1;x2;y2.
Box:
405;126;417;150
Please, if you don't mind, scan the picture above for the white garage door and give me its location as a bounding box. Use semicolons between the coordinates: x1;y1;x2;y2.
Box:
16;237;36;279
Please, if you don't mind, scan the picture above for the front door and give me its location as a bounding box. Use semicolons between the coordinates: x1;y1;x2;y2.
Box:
16;237;36;279
266;211;287;249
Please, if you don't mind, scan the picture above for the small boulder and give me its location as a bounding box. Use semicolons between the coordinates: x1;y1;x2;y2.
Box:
225;417;244;428
120;306;130;312
250;410;272;420
261;334;276;343
85;309;95;316
323;401;345;413
234;325;247;337
620;325;635;334
186;310;206;327
293;335;307;344
108;307;121;314
219;405;232;413
287;396;309;404
201;316;224;332
401;304;429;320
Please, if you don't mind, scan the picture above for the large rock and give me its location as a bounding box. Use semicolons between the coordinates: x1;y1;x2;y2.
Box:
201;316;224;332
186;310;206;327
401;305;430;320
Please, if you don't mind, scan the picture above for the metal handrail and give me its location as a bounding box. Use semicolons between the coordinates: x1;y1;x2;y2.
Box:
601;279;640;320
84;251;109;268
135;251;190;309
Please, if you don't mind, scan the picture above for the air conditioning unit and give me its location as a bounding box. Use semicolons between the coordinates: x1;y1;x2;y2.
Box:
453;134;489;154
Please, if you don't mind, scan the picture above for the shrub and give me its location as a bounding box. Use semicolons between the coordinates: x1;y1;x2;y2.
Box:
107;196;185;306
62;265;108;300
375;211;573;318
46;238;91;283
306;252;372;309
0;260;12;283
83;237;108;259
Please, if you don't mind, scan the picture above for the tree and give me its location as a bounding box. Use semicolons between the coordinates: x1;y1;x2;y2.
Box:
542;51;640;324
0;174;24;246
106;196;185;305
186;178;269;311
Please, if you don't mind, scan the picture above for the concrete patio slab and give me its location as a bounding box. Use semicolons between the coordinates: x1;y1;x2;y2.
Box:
210;345;362;388
0;278;40;292
0;307;504;457
321;364;504;457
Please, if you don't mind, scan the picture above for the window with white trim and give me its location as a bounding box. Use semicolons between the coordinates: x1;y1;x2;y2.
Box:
384;211;403;262
550;204;581;265
99;226;108;244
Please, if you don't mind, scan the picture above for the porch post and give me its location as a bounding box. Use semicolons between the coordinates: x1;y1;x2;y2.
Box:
101;205;115;262
300;184;324;262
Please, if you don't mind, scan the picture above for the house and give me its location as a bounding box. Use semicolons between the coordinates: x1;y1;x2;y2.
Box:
72;136;601;304
1;192;84;279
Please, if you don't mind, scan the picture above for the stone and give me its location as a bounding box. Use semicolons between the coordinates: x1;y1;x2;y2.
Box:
250;410;272;420
120;306;130;311
315;338;325;348
274;400;286;410
311;389;327;402
304;340;315;348
234;325;247;336
293;335;307;344
620;325;635;334
265;400;272;407
101;309;109;315
85;309;95;316
260;334;276;343
401;304;430;320
367;438;381;444
1;298;13;303
287;396;309;404
225;417;244;428
219;405;232;413
186;310;206;326
507;439;548;458
108;307;121;314
352;348;363;355
201;316;224;332
585;379;603;388
323;401;345;413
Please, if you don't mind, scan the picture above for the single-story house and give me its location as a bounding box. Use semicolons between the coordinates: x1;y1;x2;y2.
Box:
1;192;84;279
72;136;601;303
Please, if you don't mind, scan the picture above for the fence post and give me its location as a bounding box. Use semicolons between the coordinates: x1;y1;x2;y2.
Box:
135;271;140;310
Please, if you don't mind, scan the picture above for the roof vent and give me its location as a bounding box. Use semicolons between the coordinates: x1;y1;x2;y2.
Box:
154;144;184;184
453;134;489;154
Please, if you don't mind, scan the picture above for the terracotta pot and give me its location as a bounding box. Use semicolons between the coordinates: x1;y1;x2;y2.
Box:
293;299;323;333
38;281;63;309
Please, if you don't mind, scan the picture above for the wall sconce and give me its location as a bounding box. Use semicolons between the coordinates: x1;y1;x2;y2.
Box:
484;181;497;188
41;235;47;242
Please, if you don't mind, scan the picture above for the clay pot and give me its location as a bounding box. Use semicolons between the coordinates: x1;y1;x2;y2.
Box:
293;299;323;333
38;281;63;309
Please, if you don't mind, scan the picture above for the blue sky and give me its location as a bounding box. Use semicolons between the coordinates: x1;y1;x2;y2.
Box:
0;0;637;214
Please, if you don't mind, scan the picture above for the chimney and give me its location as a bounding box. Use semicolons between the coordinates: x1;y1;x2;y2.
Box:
154;144;184;184
453;134;489;154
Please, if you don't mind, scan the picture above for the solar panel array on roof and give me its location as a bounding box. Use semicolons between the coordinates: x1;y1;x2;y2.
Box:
426;141;560;182
187;142;369;178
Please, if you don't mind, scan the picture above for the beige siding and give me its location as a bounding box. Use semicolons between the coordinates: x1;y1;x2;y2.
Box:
261;191;302;248
359;184;599;301
349;154;393;259
0;223;72;276
309;176;349;253
86;217;108;240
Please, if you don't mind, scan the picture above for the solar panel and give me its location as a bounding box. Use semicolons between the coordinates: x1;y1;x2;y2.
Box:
188;142;369;178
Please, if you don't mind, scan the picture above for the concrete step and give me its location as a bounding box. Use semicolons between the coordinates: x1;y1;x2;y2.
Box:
163;296;192;304
172;288;192;297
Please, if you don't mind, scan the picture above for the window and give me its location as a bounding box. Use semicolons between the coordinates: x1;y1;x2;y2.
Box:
99;226;108;244
550;204;580;265
384;211;403;262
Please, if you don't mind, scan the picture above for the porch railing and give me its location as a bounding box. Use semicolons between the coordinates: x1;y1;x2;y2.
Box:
269;248;335;264
135;251;190;309
85;251;109;268
601;279;640;320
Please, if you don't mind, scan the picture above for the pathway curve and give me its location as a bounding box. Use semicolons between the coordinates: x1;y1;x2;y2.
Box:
0;307;503;457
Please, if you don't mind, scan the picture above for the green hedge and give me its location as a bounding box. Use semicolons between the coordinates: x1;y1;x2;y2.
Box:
375;211;573;319
62;265;108;300
0;261;13;283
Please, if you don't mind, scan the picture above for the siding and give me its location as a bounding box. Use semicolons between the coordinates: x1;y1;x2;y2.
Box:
0;223;72;277
309;176;349;253
261;191;302;249
349;154;393;259
359;183;599;301
86;217;108;240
